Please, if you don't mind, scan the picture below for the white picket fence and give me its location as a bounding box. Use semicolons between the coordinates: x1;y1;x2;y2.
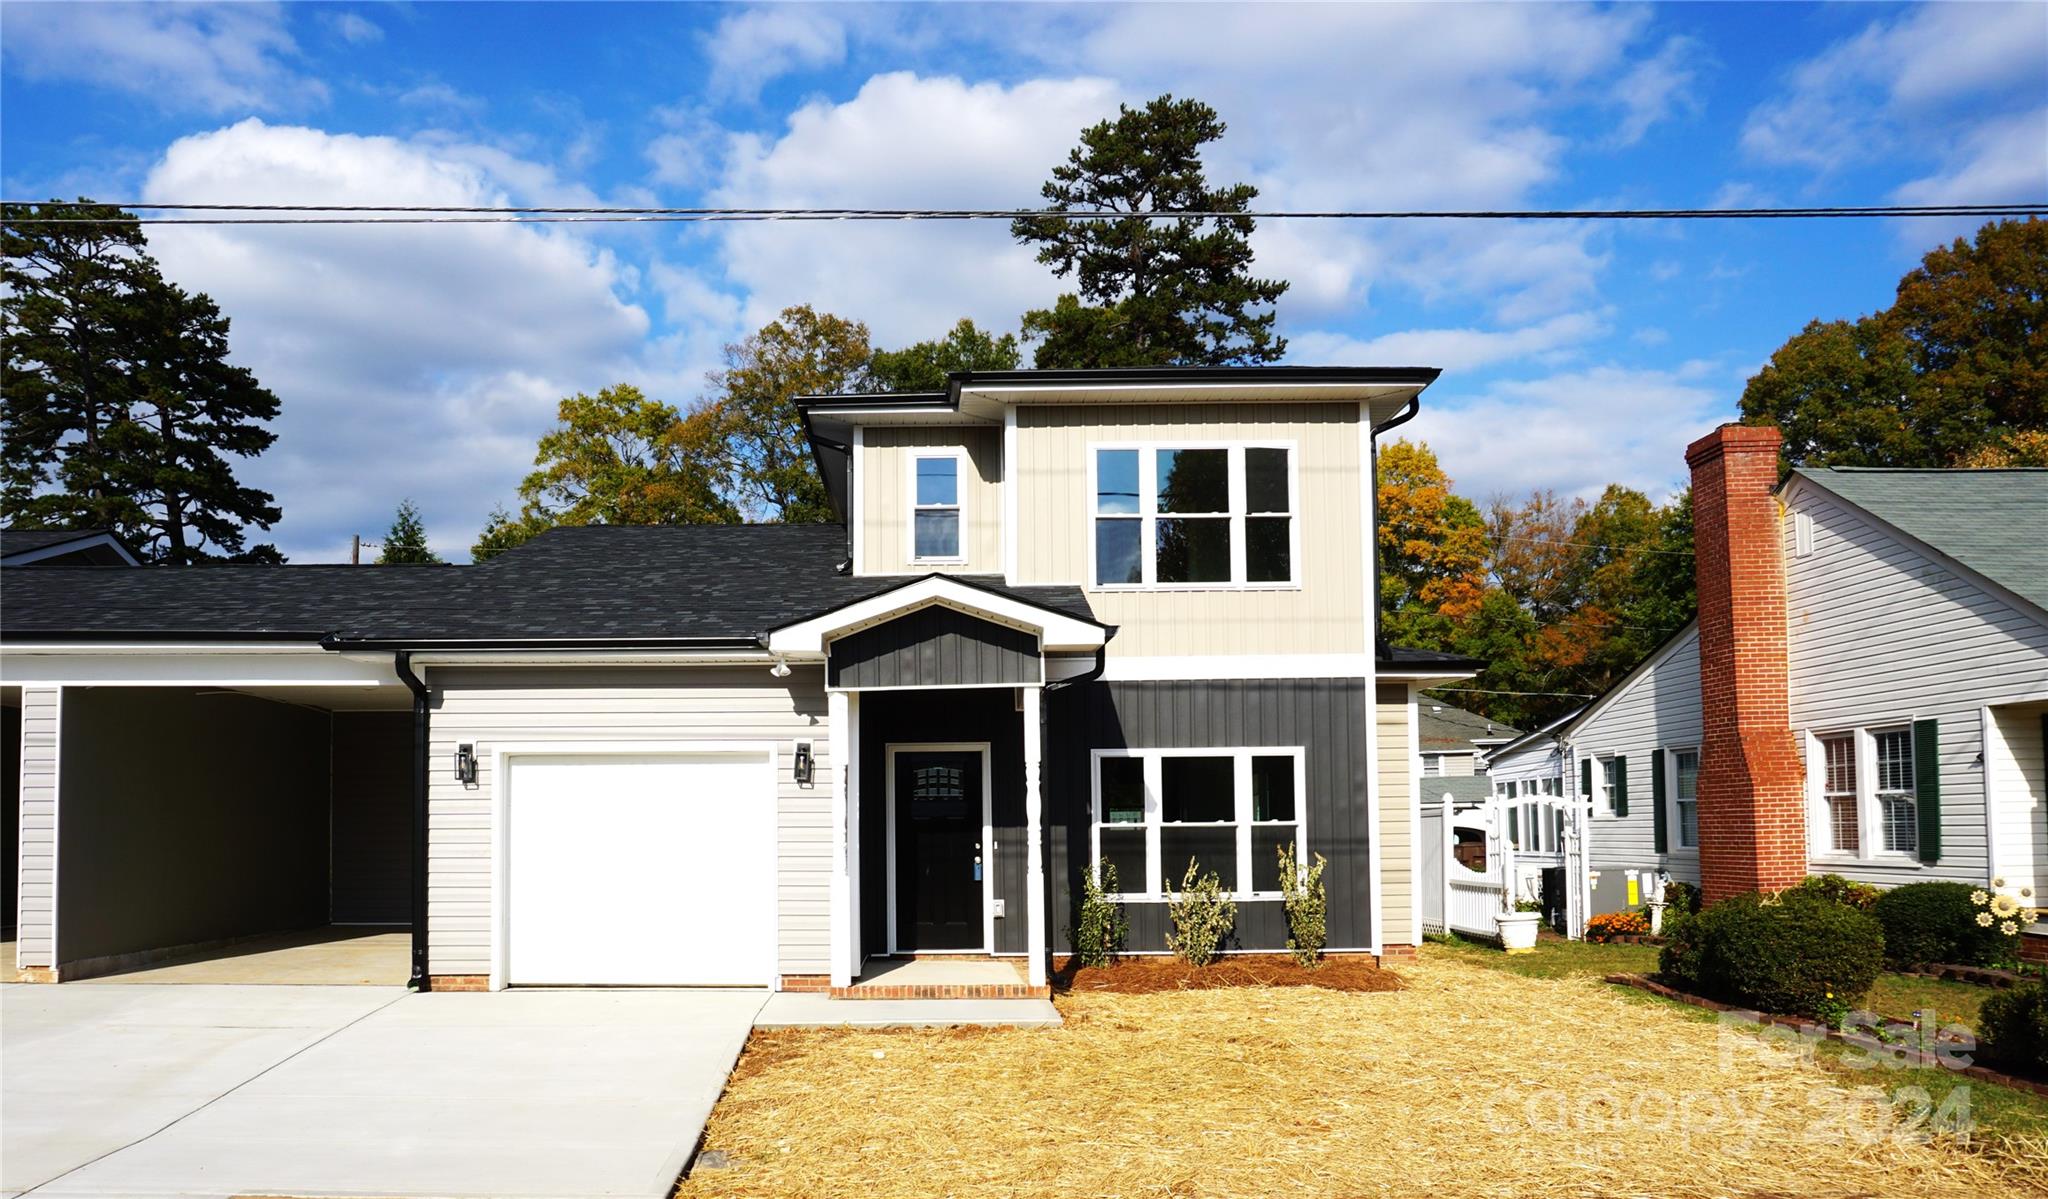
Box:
1421;793;1587;941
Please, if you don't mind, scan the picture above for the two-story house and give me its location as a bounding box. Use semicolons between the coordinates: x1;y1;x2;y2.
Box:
1;366;1477;995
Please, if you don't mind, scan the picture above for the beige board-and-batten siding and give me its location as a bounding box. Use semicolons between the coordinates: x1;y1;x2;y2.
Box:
14;686;59;972
858;425;1003;575
1376;684;1415;948
1783;481;2048;888
424;666;832;980
1015;403;1370;659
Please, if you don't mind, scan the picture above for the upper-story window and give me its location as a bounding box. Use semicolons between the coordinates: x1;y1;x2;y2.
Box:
1090;444;1295;588
911;452;963;562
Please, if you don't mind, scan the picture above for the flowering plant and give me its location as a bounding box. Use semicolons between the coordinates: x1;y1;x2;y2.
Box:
1585;910;1651;943
1971;878;2040;970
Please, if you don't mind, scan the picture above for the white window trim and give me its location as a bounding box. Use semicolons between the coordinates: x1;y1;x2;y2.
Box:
1085;439;1302;592
907;447;967;565
1594;753;1618;817
1802;723;1926;867
1088;746;1308;902
1666;746;1700;852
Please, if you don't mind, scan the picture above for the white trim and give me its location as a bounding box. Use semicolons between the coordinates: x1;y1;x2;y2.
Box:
906;446;968;566
46;686;63;973
883;742;994;957
1002;404;1019;583
486;740;779;993
1405;684;1422;949
0;649;401;689
767;576;1105;654
850;424;865;576
1981;704;1999;888
829;690;853;987
1360;403;1384;955
1;532;139;566
1102;653;1373;681
1021;686;1046;987
1085;439;1300;592
848;693;862;972
1088;746;1307;902
1666;746;1701;851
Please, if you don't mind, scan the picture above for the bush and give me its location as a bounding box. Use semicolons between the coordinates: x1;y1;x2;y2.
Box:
1276;844;1327;969
1791;873;1882;912
1658;891;1884;1018
1070;860;1129;968
1873;881;2016;968
1663;880;1702;915
1585;910;1650;943
1164;859;1236;967
1978;980;2048;1079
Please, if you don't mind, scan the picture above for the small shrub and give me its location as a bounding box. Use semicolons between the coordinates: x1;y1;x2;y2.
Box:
1276;844;1327;969
1978;980;2048;1078
1873;881;2015;968
1164;859;1236;967
1585;910;1650;943
1662;879;1702;915
1658;891;1884;1018
1791;873;1882;912
1512;898;1543;914
1070;860;1129;968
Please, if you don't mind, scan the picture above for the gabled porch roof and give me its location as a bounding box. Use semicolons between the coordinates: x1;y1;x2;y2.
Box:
764;574;1111;659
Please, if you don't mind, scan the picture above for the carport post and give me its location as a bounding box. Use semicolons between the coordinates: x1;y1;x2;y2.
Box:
395;652;430;991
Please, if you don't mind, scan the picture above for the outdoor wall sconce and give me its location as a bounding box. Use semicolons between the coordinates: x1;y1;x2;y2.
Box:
454;743;477;785
793;741;814;785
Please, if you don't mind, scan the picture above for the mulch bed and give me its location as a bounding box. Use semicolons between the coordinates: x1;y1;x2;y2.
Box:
1051;953;1405;995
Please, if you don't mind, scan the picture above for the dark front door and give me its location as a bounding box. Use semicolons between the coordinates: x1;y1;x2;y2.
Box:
895;751;983;951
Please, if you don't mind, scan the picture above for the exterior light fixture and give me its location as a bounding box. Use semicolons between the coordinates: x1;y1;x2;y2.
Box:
454;743;477;785
793;741;814;785
769;657;792;678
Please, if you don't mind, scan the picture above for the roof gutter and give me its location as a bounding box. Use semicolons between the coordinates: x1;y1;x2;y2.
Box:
392;651;430;992
319;635;766;653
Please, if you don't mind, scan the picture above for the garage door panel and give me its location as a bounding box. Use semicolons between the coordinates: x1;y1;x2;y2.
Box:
506;753;774;986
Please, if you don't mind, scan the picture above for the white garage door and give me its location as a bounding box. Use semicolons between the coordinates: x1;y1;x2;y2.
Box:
505;751;775;986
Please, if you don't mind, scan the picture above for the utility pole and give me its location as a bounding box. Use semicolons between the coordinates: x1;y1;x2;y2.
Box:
351;534;361;565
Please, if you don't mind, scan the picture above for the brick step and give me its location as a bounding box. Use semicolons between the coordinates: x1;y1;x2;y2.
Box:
829;983;1051;1000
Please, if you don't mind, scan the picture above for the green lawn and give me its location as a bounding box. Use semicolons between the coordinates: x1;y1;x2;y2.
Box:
1420;934;2048;1155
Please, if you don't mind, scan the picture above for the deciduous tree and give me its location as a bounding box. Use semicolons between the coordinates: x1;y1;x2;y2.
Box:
704;305;871;521
868;318;1020;392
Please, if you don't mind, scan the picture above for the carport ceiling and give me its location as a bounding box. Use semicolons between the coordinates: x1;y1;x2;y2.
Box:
202;684;413;711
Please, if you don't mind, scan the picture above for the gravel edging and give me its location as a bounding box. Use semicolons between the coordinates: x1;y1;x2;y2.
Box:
1603;972;2048;1099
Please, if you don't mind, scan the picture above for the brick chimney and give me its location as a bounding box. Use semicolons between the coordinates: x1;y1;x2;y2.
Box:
1686;424;1806;901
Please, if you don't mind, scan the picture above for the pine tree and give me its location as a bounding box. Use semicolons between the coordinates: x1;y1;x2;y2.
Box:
1012;96;1288;367
377;499;442;564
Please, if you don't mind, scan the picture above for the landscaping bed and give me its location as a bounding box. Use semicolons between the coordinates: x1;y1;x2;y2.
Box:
1051;952;1403;995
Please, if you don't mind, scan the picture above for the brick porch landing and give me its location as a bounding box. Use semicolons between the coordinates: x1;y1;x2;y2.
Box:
834;956;1048;1000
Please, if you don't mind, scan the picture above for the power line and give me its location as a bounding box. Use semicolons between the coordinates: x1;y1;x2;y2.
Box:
2;201;2042;225
1491;535;1695;556
1425;688;1596;699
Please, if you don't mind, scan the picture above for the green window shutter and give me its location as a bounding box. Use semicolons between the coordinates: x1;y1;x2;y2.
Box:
1614;756;1630;819
1649;752;1666;853
1581;756;1593;798
1913;718;1941;863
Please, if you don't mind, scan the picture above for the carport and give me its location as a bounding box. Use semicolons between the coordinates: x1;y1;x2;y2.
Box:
3;645;416;986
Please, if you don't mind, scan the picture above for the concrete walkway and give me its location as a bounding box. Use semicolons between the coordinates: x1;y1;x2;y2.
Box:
2;983;765;1199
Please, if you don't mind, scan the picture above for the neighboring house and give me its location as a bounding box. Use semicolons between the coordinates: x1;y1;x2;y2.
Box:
1485;709;1576;803
1418;701;1517;778
0;366;1479;994
1569;426;2048;958
0;528;139;567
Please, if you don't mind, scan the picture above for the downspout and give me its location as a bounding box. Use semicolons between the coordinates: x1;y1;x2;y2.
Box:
393;651;430;992
1367;396;1422;662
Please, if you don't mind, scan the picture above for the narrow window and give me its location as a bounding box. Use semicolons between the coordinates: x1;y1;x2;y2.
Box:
1245;446;1292;582
1673;748;1700;849
1095;756;1148;893
1248;754;1299;892
1819;733;1859;854
912;454;961;560
1600;755;1619;815
1093;449;1142;584
1873;728;1918;855
1154;449;1231;583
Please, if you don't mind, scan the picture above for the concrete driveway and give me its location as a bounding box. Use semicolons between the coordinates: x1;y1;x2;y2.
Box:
1;983;766;1199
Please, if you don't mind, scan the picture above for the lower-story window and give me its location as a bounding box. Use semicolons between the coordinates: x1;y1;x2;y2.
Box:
1091;747;1306;899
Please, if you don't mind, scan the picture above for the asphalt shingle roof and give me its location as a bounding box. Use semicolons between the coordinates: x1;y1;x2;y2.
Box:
1418;701;1519;752
1791;467;2048;613
0;524;1100;644
1;528;113;556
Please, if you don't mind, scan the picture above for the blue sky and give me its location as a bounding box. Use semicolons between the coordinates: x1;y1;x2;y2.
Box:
3;1;2043;562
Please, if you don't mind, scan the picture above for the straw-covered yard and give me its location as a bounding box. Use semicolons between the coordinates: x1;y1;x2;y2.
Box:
679;952;2044;1198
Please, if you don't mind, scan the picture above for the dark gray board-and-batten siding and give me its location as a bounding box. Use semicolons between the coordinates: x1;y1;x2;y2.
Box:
829;607;1041;689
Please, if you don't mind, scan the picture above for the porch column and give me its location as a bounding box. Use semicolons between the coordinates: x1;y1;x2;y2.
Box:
828;688;854;989
1021;685;1047;987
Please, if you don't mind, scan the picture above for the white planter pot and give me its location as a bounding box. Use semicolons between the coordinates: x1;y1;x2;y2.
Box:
1497;911;1541;953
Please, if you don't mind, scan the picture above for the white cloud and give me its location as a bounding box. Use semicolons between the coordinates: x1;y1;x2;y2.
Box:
1289;311;1608;373
139;120;655;561
1893;106;2048;206
0;2;324;113
1406;365;1732;503
704;5;846;102
710;71;1123;344
1741;2;2046;175
1606;36;1703;147
325;11;382;45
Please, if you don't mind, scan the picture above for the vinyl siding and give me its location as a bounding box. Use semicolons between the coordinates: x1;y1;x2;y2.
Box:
858;426;1003;575
1015;403;1369;658
14;686;58;970
424;666;832;978
1987;702;2047;914
1784;482;2048;887
1571;625;1703;884
1376;684;1414;948
1488;737;1564;792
